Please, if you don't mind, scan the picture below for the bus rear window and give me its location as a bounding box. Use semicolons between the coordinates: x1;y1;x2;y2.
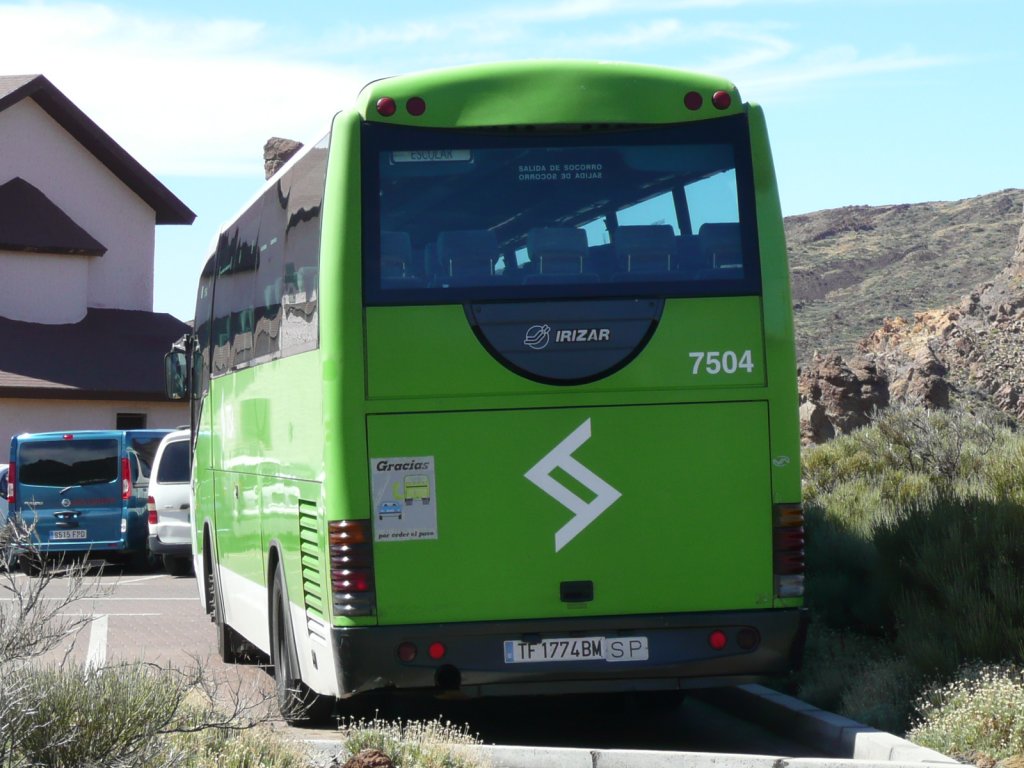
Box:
18;440;119;488
363;117;759;305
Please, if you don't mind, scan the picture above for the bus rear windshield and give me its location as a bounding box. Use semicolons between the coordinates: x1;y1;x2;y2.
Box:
362;116;760;305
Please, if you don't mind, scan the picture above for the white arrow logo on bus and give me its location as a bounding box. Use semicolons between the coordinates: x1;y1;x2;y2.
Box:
525;418;622;552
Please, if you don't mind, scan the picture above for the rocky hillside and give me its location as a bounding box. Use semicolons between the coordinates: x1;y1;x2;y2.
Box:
788;189;1024;365
797;193;1024;443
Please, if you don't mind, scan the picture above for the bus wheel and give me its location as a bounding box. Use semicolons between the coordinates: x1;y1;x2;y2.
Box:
209;559;244;664
270;567;334;726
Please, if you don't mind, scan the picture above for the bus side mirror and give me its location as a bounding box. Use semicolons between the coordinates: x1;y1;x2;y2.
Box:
164;350;188;400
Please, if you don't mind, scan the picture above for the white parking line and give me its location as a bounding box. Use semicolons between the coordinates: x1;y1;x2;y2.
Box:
117;574;168;585
86;614;108;668
0;597;193;602
57;612;160;617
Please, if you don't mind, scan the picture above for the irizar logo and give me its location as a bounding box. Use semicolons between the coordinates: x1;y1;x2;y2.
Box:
523;324;551;350
525;418;622;552
523;324;612;350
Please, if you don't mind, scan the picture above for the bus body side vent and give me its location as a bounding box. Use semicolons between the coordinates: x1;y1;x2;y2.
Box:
298;501;326;620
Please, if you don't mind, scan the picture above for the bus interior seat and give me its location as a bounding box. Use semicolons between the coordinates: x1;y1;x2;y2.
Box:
699;223;743;271
526;227;588;275
380;230;423;288
380;230;413;277
674;234;704;273
615;225;676;274
586;242;616;277
437;229;500;283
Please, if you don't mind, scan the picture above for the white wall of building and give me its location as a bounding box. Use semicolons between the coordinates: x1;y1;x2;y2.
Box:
0;250;89;324
0;398;188;449
0;99;155;319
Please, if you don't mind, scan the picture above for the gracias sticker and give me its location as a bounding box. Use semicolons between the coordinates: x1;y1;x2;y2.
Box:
369;456;438;542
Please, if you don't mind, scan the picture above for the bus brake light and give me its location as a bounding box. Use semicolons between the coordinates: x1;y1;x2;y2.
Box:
407;97;427;116
329;520;376;617
773;503;805;597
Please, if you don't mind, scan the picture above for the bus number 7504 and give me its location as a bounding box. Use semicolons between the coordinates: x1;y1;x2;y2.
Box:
689;350;755;375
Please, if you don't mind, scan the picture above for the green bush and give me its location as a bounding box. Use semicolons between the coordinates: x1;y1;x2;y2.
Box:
165;724;309;768
796;404;1024;738
1;662;306;768
876;496;1024;678
337;717;486;768
803;502;890;633
908;664;1024;763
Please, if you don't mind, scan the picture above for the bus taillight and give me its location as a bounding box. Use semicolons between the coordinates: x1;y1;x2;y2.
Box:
773;503;805;598
712;90;732;110
328;520;376;617
406;97;426;116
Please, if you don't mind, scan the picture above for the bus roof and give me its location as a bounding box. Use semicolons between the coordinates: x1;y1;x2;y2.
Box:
356;60;742;127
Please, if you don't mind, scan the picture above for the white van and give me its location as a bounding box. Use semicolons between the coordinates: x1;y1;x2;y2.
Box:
147;430;192;576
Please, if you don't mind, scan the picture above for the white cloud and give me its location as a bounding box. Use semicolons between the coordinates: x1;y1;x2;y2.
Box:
734;44;957;97
0;3;364;176
0;1;954;178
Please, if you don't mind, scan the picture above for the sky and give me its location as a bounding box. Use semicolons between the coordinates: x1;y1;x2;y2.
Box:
2;0;1022;322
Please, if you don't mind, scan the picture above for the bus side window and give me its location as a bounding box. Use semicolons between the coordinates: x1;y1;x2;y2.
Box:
279;137;328;357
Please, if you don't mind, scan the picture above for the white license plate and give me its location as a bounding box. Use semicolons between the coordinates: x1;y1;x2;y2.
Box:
49;529;87;540
503;636;649;664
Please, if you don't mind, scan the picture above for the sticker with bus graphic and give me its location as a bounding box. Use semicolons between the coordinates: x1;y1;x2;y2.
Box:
370;457;438;541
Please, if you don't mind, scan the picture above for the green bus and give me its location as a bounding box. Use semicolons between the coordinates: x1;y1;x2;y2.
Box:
166;60;807;722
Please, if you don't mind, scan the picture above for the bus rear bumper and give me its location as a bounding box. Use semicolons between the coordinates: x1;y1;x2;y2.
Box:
332;608;808;698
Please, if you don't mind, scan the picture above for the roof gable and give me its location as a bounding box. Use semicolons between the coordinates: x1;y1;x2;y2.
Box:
0;177;106;256
0;75;195;225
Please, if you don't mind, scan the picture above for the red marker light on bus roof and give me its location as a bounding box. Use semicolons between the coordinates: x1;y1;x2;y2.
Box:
712;90;732;110
406;97;427;116
684;91;703;111
376;97;397;117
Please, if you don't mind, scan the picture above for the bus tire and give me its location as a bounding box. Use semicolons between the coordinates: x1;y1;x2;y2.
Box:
270;566;334;726
209;558;243;664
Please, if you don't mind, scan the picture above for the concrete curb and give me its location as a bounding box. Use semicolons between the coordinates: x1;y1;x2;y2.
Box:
694;685;958;765
457;745;961;768
303;684;961;767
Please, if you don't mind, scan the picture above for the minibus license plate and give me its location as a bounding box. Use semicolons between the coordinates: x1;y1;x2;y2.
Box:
503;636;648;663
50;529;87;540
